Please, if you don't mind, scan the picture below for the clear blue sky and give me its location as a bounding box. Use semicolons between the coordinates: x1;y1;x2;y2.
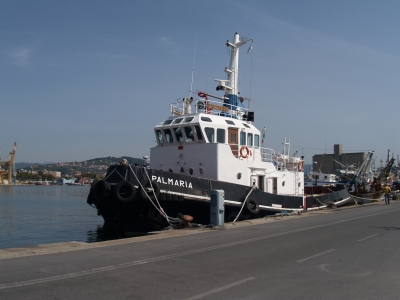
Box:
1;0;399;167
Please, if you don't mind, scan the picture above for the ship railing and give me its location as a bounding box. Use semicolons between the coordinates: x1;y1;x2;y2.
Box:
260;147;275;163
170;98;251;120
227;144;275;163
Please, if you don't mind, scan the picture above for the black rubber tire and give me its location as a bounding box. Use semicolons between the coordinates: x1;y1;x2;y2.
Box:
93;180;111;203
87;192;95;204
245;198;260;215
90;179;99;193
87;179;99;204
114;180;136;203
139;180;160;201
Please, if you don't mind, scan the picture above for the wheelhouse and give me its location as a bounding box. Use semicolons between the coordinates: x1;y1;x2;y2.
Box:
154;113;260;159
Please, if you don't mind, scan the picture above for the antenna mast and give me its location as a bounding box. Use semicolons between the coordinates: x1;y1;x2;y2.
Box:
189;36;197;98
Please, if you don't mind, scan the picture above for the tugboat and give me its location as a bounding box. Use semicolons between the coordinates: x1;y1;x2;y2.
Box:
87;33;351;232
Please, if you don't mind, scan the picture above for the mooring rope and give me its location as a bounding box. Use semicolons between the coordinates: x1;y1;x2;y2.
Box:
311;195;325;206
350;194;384;202
103;168;125;181
232;186;256;223
127;166;173;226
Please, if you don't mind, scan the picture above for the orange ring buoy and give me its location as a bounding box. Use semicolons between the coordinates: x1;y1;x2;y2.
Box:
298;161;304;172
240;146;250;158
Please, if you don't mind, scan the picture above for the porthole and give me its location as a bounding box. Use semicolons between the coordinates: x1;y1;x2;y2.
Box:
237;172;242;180
282;181;285;187
298;182;301;187
169;168;173;172
199;168;204;175
189;168;194;175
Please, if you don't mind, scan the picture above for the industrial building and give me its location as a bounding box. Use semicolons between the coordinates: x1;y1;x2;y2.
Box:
312;144;367;175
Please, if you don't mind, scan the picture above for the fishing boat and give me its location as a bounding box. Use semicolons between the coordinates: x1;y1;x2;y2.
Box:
87;33;351;233
349;154;396;204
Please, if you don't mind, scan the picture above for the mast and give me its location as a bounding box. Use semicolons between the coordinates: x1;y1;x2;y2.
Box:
215;32;253;111
349;150;374;190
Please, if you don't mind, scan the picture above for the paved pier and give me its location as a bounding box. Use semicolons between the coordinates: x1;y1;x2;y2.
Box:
1;201;400;299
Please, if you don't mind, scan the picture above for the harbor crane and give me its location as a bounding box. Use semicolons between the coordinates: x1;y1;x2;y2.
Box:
333;159;356;175
0;142;17;185
348;151;374;193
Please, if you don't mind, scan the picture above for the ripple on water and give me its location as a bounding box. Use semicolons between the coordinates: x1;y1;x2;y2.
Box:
0;185;124;249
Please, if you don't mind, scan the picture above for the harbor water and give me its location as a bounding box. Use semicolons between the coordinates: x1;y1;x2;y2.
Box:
0;185;117;250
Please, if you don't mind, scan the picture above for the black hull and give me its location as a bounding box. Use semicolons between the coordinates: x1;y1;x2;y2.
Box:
87;165;351;233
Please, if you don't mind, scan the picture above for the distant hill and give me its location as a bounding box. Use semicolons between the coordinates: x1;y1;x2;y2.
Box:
16;157;146;176
15;162;38;169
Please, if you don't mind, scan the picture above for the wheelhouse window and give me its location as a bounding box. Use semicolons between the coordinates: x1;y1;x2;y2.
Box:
164;128;174;143
174;118;184;124
184;117;194;123
204;127;215;143
193;125;203;141
173;127;184;142
184;126;194;142
201;117;212;122
254;134;260;147
156;130;164;145
240;131;246;145
217;128;225;143
247;133;253;146
163;120;173;125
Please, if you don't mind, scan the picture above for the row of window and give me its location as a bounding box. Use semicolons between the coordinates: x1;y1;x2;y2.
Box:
241;131;260;147
156;125;260;147
156;125;203;144
164;116;251;127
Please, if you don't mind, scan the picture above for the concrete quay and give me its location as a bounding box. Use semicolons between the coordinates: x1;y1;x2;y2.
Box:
0;201;377;260
2;201;399;300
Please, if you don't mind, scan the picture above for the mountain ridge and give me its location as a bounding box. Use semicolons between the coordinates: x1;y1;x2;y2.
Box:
16;156;146;176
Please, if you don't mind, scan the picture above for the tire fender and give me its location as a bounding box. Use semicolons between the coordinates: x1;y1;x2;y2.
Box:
140;180;161;201
93;180;111;203
245;198;260;215
87;179;99;204
114;180;136;203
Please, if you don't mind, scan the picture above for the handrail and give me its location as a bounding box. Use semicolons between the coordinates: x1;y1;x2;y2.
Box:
170;98;251;120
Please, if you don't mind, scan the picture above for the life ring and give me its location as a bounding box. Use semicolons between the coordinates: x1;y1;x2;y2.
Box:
114;180;136;203
245;198;260;215
140;180;161;201
298;161;304;172
93;180;111;203
240;146;250;158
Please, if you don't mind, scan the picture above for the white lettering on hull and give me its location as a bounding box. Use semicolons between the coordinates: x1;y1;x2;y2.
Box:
152;175;193;189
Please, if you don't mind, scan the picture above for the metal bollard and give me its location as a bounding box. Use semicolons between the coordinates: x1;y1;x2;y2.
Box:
210;189;225;226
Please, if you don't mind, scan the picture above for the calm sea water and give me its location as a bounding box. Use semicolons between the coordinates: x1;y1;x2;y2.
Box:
0;185;118;250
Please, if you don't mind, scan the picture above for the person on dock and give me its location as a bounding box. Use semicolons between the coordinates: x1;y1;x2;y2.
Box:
383;184;391;205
